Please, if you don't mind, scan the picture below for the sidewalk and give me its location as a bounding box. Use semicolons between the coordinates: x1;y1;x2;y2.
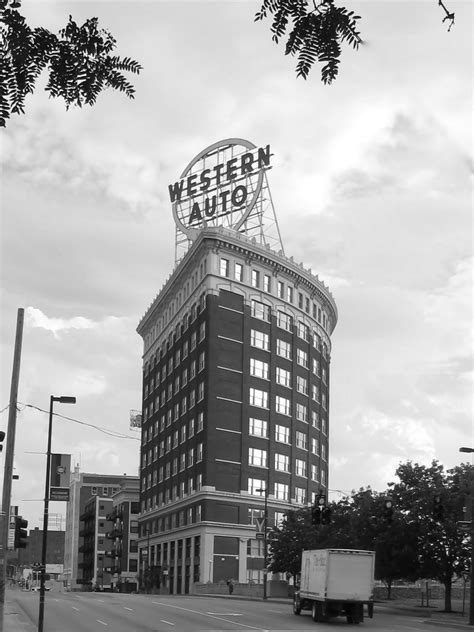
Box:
4;587;37;632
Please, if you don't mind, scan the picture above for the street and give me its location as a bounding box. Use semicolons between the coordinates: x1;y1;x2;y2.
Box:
6;590;456;632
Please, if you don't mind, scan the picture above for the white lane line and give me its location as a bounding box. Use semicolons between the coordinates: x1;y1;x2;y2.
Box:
72;606;79;611
97;620;108;626
151;601;264;630
160;621;175;626
123;607;133;611
207;612;243;616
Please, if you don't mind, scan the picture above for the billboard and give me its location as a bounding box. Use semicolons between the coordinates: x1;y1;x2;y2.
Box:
49;453;71;501
169;138;271;238
129;409;142;431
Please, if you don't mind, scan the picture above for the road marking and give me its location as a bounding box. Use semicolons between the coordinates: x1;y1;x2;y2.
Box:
160;620;175;626
97;620;108;626
72;606;79;611
123;607;133;611
207;612;243;616
151;601;264;630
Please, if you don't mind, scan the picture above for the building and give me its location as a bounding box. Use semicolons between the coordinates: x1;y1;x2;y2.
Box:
64;469;138;590
105;477;140;592
136;139;337;594
17;528;65;567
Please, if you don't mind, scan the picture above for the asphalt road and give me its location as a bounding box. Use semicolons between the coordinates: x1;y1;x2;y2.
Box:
9;591;455;632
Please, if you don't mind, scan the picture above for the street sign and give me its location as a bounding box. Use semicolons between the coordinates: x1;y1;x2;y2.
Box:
256;532;265;540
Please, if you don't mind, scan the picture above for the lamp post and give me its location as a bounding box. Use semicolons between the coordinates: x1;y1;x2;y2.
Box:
459;447;474;626
38;395;76;632
256;487;268;600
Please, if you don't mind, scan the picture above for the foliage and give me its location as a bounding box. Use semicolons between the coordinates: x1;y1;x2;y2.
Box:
267;462;472;610
0;7;142;127
255;0;362;83
389;460;472;612
255;0;456;83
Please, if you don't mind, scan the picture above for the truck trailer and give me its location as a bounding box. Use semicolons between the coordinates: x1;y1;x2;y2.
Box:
293;548;375;624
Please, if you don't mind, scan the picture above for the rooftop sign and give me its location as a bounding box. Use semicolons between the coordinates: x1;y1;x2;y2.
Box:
170;138;271;237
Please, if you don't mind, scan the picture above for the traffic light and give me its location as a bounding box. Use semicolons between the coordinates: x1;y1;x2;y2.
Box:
383;499;394;524
14;516;28;549
311;506;321;525
321;507;332;525
432;495;444;521
0;430;5;452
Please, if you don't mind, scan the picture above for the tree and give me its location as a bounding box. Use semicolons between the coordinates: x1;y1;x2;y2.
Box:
255;0;456;83
390;460;472;612
0;5;141;127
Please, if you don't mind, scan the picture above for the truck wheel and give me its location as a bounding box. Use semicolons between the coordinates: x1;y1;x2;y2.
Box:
293;595;301;615
311;602;319;622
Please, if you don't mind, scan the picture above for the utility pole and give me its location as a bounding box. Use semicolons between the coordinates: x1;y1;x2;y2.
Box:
0;308;25;632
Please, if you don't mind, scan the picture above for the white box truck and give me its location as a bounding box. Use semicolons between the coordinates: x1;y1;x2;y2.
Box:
293;549;375;624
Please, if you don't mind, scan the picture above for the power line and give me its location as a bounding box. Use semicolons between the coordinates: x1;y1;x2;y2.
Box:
17;402;140;441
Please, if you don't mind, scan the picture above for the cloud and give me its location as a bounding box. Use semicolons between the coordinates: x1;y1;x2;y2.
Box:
26;306;97;337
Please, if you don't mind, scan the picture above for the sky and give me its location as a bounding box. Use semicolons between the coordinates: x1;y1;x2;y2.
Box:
1;0;472;529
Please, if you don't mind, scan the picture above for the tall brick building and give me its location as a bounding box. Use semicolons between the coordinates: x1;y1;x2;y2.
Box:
136;140;337;594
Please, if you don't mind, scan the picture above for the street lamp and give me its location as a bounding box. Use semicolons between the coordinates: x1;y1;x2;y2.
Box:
38;395;76;632
256;487;268;600
459;446;474;625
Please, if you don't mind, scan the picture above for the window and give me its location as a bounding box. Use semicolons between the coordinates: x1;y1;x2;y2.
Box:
129;559;138;573
296;430;307;450
197;381;204;402
188;447;194;466
182;340;188;361
250;388;268;408
295;459;307;477
263;274;271;293
199;322;206;342
313;333;321;351
297;322;309;341
251;330;269;351
295;487;306;504
235;262;243;282
180;425;187;443
322;368;327;384
296;403;307;422
251;269;260;288
274;482;289;501
190;360;196;380
190;332;197;351
277;281;284;299
311;437;319;455
275;395;290;415
311;384;320;402
249;417;268;438
249;448;267;467
297;376;307;395
277;312;292;331
287;286;293;303
297;348;308;368
189;389;195;408
181;396;187;415
251;300;270;321
275;424;290;444
311;464;319;482
174;349;181;367
276;339;291;359
180;453;186;471
322;393;327;410
312;358;320;376
322;417;327;435
173;403;179;421
275;453;289;472
182;368;188;386
276;367;291;387
189;417;195;437
250;358;269;380
220;258;229;277
311;410;320;428
197;443;203;461
322;444;327;461
197;411;204;432
248;477;266;495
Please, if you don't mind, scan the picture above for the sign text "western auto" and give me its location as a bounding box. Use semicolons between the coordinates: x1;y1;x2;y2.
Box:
169;144;271;226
